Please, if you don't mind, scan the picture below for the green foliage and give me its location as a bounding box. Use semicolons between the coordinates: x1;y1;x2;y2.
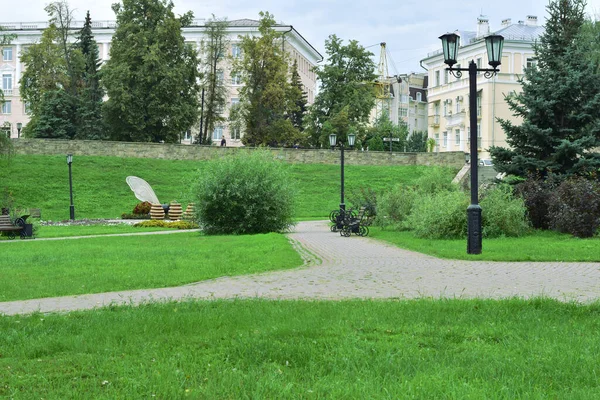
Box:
347;187;378;217
406;131;428;152
375;185;417;229
235;12;299;147
133;220;198;229
102;0;201;143
426;138;436;152
306;35;377;147
32;89;76;139
364;111;408;152
197;15;229;145
480;185;530;238
406;190;469;239
193;150;296;234
490;0;600;178
548;177;600;238
414;166;458;195
288;60;307;133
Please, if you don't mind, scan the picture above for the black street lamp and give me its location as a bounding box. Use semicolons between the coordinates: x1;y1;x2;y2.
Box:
329;132;356;214
439;32;504;254
16;122;22;138
66;154;75;221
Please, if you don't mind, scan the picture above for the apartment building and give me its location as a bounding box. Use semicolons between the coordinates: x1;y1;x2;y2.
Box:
420;16;543;156
397;72;428;134
0;18;322;145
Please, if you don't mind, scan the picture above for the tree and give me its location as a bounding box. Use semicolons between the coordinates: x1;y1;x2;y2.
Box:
406;131;428;152
235;12;299;146
364;111;408;151
306;35;377;147
196;15;229;145
75;11;106;140
102;0;201;143
287;59;307;132
489;0;600;178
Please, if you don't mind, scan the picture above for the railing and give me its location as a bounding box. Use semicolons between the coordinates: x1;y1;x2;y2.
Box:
428;115;440;127
1;89;13;96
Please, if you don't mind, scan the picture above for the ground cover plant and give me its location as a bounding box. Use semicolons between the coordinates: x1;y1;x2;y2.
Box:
2;298;600;398
0;154;447;221
0;232;302;302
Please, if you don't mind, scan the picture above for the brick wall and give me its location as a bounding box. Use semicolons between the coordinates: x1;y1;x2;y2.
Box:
11;139;465;168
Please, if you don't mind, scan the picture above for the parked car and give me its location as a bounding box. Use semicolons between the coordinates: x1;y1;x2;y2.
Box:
479;159;493;167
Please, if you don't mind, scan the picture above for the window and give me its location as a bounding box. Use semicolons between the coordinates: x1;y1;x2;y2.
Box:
217;70;224;83
476;58;482;74
435;70;440;86
443;101;448;116
212;126;223;140
476;94;482;116
2;47;12;61
231;127;241;140
231;73;241;85
24;101;31;115
526;57;537;69
455;98;461;113
1;100;11;114
444;69;449;84
399;107;408;117
434;133;439;149
231;44;241;58
416;92;422;102
455;129;460;145
2;74;12;93
443;131;448;147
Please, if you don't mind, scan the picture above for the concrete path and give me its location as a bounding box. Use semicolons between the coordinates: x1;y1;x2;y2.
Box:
1;221;599;315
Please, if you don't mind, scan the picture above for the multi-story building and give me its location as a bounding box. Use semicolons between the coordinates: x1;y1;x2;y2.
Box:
420;16;543;156
396;72;428;134
0;18;322;145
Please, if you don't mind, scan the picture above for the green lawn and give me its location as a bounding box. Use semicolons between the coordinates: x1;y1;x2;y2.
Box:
0;155;453;221
0;232;302;302
2;298;600;398
370;227;600;262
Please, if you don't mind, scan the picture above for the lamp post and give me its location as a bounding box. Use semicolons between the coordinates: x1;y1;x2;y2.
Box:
66;154;75;221
16;122;22;138
329;132;356;214
439;32;504;254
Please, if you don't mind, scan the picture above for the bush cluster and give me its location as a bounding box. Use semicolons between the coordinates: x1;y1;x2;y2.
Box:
133;220;198;229
193;150;296;235
133;201;152;215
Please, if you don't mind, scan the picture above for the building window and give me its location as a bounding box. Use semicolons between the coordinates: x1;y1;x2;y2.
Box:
1;100;11;114
231;73;241;85
444;69;449;84
416;92;422;102
183;130;191;140
217;70;224;83
231;127;241;140
455;98;461;113
526;57;537;69
2;47;12;61
455;129;460;145
476;58;482;74
443;101;448;116
2;74;12;92
435;70;440;86
212;126;223;140
399;107;408;117
24;101;31;115
443;131;448;147
434;133;439;150
231;44;242;58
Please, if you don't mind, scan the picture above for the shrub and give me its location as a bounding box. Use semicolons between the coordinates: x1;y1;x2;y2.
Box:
375;185;417;230
480;184;530;238
514;175;558;229
548;178;600;238
133;201;152;215
414;167;457;195
405;190;469;239
348;187;378;217
193;150;296;235
133;220;198;229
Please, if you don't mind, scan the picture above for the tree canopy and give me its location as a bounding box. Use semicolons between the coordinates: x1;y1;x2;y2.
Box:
489;0;600;178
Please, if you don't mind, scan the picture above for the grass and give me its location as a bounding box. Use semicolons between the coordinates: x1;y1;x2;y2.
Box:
0;155;454;221
14;223;165;239
2;298;600;398
370;227;600;262
0;232;302;302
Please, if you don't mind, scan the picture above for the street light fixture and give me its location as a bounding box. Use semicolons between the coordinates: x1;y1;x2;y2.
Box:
329;132;356;217
66;154;75;221
439;32;504;254
16;122;22;138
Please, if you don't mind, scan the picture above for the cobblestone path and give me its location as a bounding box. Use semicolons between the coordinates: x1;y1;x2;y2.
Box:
1;221;599;315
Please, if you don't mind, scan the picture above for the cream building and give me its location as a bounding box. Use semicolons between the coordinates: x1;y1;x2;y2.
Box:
0;18;322;145
420;16;543;157
397;72;428;134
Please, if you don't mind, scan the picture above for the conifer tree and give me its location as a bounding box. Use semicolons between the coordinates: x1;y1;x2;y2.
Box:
489;0;600;178
287;59;307;131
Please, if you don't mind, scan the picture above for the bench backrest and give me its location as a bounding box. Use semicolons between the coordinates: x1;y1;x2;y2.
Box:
0;215;13;227
30;208;41;218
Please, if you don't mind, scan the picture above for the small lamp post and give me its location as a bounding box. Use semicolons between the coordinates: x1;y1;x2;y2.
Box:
329;132;356;213
66;154;75;221
16;122;22;138
439;32;504;254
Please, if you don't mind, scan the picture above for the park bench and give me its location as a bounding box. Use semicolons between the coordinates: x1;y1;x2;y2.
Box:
0;214;26;240
29;208;41;219
339;207;372;237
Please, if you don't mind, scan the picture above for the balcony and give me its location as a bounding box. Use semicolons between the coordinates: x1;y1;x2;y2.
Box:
428;114;440;127
445;110;466;128
1;89;12;96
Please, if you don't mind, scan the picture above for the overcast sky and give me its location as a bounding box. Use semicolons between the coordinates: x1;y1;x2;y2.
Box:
2;0;599;73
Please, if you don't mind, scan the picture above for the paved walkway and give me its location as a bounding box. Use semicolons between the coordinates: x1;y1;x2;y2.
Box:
1;221;599;315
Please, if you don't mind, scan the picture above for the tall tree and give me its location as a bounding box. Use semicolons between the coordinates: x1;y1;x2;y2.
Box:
306;35;377;147
490;0;600;178
364;111;408;151
75;11;105;140
196;16;229;145
235;12;300;146
102;0;201;143
287;59;307;132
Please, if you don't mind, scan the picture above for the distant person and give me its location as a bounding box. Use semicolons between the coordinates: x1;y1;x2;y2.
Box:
221;137;226;147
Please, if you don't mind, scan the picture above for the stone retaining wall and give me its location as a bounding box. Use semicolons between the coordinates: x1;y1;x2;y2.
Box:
11;138;465;168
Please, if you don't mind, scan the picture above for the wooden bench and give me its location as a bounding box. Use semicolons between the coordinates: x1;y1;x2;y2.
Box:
0;214;24;240
29;208;41;219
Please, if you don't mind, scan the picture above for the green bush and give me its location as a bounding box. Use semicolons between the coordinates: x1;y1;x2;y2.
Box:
375;185;417;230
193;150;296;235
348;187;378;217
548;177;600;238
480;185;530;238
405;191;469;239
414;167;457;195
133;220;198;229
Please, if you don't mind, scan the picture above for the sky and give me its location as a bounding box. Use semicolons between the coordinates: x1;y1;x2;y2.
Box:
2;0;600;73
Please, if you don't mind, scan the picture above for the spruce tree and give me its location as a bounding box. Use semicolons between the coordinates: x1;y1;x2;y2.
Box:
489;0;600;178
287;59;307;131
